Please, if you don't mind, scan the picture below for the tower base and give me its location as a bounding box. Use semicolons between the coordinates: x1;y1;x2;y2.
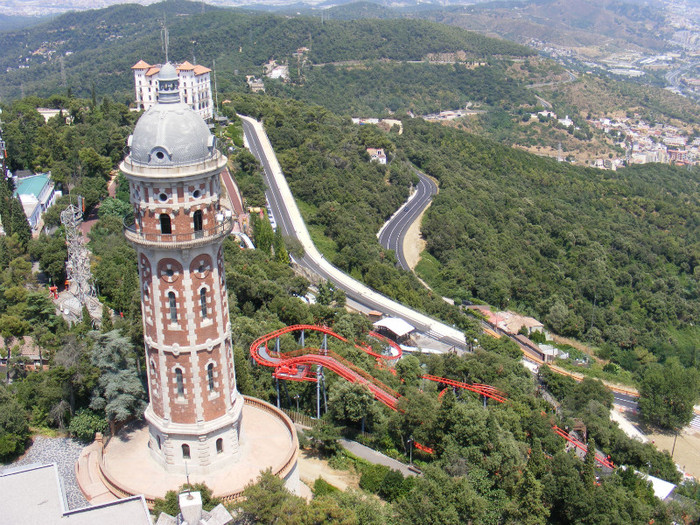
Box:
76;397;299;509
144;393;244;475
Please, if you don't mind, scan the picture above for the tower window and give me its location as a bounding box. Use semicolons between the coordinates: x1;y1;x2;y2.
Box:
207;363;214;391
200;288;208;319
160;214;172;234
168;292;177;322
157;436;161;450
216;438;223;454
193;210;203;232
182;444;190;459
175;367;184;396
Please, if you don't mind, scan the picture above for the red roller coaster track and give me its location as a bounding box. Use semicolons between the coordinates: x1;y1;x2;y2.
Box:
250;325;615;468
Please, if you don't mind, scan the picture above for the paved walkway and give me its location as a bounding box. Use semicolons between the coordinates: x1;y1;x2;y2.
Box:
339;438;418;477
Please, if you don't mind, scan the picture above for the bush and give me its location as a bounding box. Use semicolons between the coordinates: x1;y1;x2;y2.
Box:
328;453;351;471
313;477;340;497
359;463;390;494
153;483;221;517
68;409;108;442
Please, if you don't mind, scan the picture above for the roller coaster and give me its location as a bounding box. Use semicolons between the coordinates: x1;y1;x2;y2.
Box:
250;324;614;469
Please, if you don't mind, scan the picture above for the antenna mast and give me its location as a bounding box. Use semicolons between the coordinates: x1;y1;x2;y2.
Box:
161;20;169;63
61;200;96;315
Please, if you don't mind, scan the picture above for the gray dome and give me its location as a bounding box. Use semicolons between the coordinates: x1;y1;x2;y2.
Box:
129;102;215;166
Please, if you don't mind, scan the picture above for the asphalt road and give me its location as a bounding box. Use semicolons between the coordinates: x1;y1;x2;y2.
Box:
378;167;437;271
239;115;467;350
613;392;639;412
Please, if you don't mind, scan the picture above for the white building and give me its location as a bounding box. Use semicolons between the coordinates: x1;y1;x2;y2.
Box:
13;172;59;231
132;60;214;120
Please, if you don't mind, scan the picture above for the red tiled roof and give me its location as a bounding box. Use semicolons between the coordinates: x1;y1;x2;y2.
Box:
145;67;161;77
177;61;195;71
131;60;151;69
193;65;211;75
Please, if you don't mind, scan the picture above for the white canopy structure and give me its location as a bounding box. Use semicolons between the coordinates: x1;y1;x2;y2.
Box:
373;317;415;338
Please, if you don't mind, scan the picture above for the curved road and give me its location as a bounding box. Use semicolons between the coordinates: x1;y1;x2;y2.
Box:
239;115;466;350
378;167;437;271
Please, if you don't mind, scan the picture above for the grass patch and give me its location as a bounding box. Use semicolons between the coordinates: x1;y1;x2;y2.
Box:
554;358;637;387
30;426;61;438
307;224;339;259
414;251;441;287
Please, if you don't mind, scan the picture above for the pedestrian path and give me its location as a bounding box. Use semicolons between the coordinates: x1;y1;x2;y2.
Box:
339;438;418;477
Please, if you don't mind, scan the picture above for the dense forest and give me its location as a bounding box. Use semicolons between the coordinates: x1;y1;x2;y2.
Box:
223;94;700;373
397;119;699;368
267;60;537;116
0;0;532;102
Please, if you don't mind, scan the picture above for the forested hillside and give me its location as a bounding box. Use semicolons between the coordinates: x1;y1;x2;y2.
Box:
268;60;536;115
0;0;532;102
225;93;699;376
398;118;699;368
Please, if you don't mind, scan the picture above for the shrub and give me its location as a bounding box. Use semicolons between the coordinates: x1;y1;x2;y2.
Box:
313;477;339;497
359;464;390;494
68;409;108;442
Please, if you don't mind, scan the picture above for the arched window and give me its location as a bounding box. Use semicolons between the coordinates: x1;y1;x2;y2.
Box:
182;444;190;459
193;210;203;232
159;214;172;234
168;292;177;322
157;436;161;450
175;368;184;396
200;288;207;319
216;438;223;454
207;363;215;391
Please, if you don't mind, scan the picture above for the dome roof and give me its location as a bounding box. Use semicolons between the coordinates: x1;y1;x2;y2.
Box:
129;103;215;166
127;62;215;167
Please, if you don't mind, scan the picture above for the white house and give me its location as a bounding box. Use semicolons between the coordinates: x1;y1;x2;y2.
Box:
132;60;214;120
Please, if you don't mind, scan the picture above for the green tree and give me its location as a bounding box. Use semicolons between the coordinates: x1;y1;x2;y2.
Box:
89;330;146;433
0;384;30;460
328;381;374;430
396;465;486;525
505;467;549;525
98;197;131;218
0;314;30;383
239;470;306;525
638;358;700;431
273;228;290;264
252;212;275;254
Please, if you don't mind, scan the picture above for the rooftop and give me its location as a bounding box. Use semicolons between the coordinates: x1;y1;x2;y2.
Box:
0;463;151;524
14;173;51;199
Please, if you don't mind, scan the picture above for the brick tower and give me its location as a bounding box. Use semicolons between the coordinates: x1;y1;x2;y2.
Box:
121;63;242;474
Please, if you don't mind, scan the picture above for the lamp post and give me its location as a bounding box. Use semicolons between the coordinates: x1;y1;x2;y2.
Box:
407;435;414;465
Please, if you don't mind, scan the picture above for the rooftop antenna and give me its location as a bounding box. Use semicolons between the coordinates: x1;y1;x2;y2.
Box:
160;20;169;63
184;460;193;498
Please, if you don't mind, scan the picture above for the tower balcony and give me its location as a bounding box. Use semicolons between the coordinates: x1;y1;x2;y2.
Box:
124;214;234;249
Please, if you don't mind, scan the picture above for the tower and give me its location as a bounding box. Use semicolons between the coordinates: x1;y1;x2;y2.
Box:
121;63;240;474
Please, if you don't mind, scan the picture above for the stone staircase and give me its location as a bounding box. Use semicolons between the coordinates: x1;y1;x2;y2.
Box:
74;438;117;505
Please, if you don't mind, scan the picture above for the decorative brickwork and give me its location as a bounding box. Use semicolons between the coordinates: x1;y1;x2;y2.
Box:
121;83;241;474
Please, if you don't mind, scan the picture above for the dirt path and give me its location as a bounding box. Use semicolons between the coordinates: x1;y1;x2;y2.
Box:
647;428;700;480
296;449;360;493
403;208;427;270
